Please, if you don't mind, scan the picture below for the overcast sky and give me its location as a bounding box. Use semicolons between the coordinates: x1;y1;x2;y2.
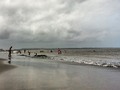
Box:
0;0;120;49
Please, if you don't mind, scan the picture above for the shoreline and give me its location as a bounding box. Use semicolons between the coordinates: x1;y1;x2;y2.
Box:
0;58;16;74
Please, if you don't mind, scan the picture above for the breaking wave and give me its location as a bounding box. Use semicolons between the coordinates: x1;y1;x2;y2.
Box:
51;56;120;68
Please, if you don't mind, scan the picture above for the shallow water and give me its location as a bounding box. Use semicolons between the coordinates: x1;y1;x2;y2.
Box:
0;50;120;90
50;48;120;68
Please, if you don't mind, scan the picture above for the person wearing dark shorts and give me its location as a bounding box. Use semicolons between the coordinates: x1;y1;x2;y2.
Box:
8;46;12;64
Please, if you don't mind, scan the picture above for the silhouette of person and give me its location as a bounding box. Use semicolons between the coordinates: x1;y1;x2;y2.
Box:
19;50;21;54
34;53;37;56
50;50;53;53
58;48;62;54
28;51;31;56
8;46;12;64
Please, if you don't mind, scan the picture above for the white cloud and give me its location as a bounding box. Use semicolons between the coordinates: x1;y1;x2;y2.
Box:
0;0;120;47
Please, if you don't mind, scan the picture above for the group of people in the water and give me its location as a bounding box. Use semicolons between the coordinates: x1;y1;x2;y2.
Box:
16;48;63;55
8;46;64;64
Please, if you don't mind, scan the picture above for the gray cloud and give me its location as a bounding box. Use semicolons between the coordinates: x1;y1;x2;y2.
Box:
0;0;120;48
0;30;11;39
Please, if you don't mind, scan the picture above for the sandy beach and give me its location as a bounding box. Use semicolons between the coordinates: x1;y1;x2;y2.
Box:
0;49;120;90
0;0;119;89
0;58;16;74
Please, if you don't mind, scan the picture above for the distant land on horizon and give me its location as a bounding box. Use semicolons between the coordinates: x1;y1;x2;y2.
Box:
16;47;120;50
1;47;120;51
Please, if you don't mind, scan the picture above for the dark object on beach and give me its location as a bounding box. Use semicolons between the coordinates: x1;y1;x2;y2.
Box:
58;48;62;54
18;54;27;56
34;53;37;56
8;60;11;64
0;49;4;51
18;50;21;54
8;46;12;57
24;50;26;53
50;50;52;53
33;55;48;59
40;51;44;53
8;46;12;64
28;51;31;56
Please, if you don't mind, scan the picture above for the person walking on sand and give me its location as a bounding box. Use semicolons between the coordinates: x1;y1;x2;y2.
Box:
8;46;12;64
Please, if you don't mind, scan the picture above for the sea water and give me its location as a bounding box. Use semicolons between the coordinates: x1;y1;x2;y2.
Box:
51;48;120;68
1;48;120;68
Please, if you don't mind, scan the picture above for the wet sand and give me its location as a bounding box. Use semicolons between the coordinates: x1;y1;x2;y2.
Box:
0;55;120;90
0;58;16;74
0;51;120;90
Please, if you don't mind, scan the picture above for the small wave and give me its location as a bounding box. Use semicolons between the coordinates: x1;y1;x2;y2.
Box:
50;56;120;68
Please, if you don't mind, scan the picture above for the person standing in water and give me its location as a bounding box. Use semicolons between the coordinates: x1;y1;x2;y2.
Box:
57;48;62;54
8;46;12;64
28;51;31;56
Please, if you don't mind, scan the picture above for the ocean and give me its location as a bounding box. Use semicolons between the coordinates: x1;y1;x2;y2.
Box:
1;48;120;68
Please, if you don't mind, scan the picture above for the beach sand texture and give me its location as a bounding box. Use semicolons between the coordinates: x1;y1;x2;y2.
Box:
0;48;120;90
0;58;16;74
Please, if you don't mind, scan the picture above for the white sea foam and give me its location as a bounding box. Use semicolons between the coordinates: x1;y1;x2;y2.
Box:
51;55;120;68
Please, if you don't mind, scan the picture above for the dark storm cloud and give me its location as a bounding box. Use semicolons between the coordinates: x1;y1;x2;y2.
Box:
0;30;11;39
0;0;120;48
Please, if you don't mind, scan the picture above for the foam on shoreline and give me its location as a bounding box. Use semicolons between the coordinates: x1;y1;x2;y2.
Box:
50;56;120;68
